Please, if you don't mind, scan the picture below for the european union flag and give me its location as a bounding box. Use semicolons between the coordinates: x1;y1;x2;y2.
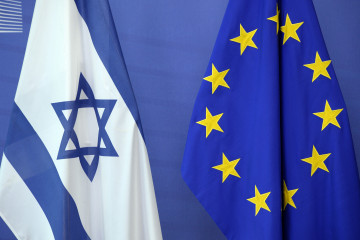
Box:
182;0;360;239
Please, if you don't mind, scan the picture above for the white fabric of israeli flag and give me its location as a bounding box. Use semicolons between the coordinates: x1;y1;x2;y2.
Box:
0;0;162;239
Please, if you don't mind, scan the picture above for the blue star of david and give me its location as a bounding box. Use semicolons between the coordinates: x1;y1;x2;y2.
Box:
52;73;118;181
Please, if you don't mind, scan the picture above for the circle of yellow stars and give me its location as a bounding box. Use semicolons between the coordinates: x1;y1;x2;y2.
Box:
193;2;345;217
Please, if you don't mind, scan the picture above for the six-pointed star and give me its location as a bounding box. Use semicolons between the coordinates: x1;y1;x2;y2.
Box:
52;73;118;181
56;7;347;215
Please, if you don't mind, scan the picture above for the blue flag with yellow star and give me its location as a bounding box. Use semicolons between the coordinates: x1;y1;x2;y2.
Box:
182;0;360;239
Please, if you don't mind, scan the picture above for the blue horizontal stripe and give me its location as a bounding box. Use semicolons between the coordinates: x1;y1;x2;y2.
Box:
4;104;90;240
0;216;16;240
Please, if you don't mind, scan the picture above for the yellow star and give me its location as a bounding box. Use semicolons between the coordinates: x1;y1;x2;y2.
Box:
196;107;224;138
301;145;331;176
203;64;230;94
212;153;240;183
267;4;280;34
280;14;303;45
304;52;332;82
283;180;298;210
247;185;271;216
313;100;343;131
230;24;258;55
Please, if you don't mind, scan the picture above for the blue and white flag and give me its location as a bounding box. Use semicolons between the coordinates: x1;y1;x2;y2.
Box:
0;0;162;239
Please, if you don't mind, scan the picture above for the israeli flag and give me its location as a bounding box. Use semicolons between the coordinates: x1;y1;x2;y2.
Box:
0;0;162;239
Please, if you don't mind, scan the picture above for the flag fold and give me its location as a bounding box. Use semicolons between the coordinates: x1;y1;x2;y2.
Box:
182;0;360;239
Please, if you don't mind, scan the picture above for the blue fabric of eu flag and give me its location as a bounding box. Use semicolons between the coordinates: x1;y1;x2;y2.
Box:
182;0;360;239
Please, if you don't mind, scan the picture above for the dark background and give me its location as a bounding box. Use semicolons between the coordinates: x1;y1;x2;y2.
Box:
0;0;359;239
